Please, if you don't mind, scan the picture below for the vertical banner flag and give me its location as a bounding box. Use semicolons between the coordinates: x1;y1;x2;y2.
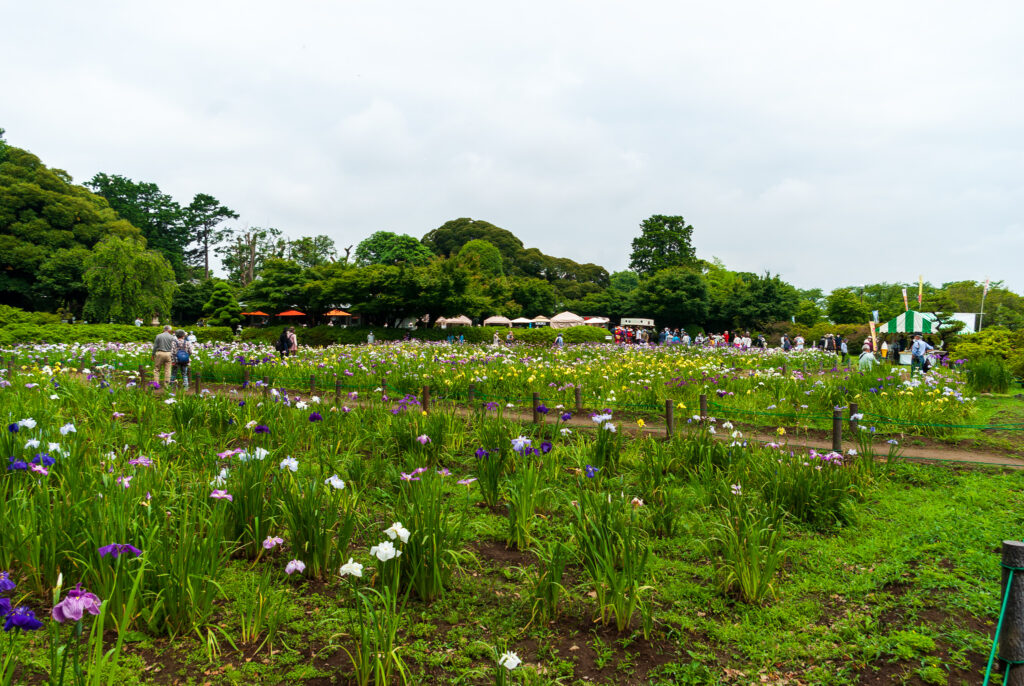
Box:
984;277;990;296
869;320;877;352
918;275;923;305
902;288;909;310
872;310;879;323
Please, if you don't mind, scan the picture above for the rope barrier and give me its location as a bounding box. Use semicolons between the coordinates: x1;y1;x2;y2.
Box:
983;563;1024;685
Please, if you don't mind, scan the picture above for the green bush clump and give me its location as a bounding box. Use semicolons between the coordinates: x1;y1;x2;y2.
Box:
965;357;1014;393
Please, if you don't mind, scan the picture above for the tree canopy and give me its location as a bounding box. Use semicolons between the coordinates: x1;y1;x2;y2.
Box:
629;214;697;276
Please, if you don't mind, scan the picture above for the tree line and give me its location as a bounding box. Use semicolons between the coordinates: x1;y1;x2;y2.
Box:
2;128;1022;333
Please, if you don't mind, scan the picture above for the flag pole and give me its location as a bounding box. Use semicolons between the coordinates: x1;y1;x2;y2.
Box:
979;277;989;331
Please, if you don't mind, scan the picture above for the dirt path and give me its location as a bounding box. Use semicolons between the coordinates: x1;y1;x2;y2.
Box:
176;379;1024;470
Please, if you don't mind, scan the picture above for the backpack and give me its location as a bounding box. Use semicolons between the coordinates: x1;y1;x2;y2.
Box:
277;332;290;351
175;349;190;364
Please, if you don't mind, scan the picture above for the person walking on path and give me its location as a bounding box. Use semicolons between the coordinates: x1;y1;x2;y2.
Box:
840;337;849;364
170;329;194;389
858;344;877;372
152;325;175;385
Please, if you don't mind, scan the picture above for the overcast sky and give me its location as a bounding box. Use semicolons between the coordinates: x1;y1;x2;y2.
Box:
3;2;1021;294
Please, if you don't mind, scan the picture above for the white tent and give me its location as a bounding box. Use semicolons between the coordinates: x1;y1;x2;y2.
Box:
584;316;610;326
482;315;512;326
878;310;939;334
510;317;533;326
443;314;472;326
549;311;585;329
531;315;551;326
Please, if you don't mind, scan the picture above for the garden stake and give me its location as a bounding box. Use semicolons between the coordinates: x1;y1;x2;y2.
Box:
310;374;316;395
423;386;430;413
532;392;541;424
263;376;269;397
194;371;201;394
242;366;250;385
989;541;1024;685
665;399;674;439
781;363;787;376
468;383;475;403
831;408;842;452
575;386;583;414
849;402;859;434
699;393;708;422
335;379;342;403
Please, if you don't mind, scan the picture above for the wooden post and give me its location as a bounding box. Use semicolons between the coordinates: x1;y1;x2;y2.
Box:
699;393;708;422
193;371;201;394
532;392;541;424
310;375;316;395
781;363;787;376
422;386;430;413
665;399;674;439
802;362;807;375
1000;541;1024;685
243;366;250;386
832;408;843;452
574;386;583;414
262;376;270;397
849;402;859;435
335;379;342;403
468;383;475;404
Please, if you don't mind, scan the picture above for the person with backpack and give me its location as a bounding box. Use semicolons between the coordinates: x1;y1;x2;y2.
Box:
171;329;194;389
276;328;292;359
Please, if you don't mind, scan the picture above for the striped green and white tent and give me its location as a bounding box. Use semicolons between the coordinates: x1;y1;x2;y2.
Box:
877;310;939;334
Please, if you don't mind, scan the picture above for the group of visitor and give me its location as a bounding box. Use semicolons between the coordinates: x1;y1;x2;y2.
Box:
151;326;195;388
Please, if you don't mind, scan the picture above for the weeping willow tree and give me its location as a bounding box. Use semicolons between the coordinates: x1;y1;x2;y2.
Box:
83;235;175;323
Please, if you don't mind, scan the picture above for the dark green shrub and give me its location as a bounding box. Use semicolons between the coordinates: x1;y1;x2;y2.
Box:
965;357;1014;393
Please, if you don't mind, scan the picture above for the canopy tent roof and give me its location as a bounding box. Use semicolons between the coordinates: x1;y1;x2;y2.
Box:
324;309;351;317
240;311;270;316
482;315;513;326
510;317;533;324
531;315;550;323
277;310;306;316
877;310;939;334
584;316;610;325
443;314;472;326
549;311;585;329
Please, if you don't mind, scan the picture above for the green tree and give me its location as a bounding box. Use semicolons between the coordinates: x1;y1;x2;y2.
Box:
629;215;697;277
731;272;799;328
86;173;189;279
240;258;312;314
288;235;337;268
326;263;423;326
609;270;639;293
627;267;708;328
216;226;285;286
183;193;238;279
203;281;242;326
171;279;215;324
826;288;869;324
456;239;505;277
354;231;433;266
794;300;823;327
0;140;139;309
509;276;557;318
82;235;175;323
34;246;92;315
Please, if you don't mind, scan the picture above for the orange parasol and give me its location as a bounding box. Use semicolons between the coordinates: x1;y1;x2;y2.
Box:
277;310;306;316
324;309;351;316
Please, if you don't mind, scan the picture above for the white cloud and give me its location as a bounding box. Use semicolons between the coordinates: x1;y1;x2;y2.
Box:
2;0;1022;292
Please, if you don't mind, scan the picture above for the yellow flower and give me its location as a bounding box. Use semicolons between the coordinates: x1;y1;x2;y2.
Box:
776;427;786;436
422;411;428;416
676;402;686;410
636;419;645;428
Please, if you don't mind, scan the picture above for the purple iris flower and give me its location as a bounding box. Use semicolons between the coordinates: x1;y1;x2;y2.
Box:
32;453;55;467
97;543;142;559
536;404;550;415
585;465;599;479
540;441;553;454
254;425;270;434
484;402;498;411
7;423;18;433
560;412;572;421
51;585;102;623
0;571;15;592
7;457;28;471
0;598;9;617
4;606;43;632
309;412;323;422
474;448;490;459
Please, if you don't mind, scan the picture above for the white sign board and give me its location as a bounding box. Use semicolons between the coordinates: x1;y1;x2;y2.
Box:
620;318;654;327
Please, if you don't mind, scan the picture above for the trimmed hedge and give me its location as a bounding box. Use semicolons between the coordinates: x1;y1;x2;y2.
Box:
0;323;233;346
